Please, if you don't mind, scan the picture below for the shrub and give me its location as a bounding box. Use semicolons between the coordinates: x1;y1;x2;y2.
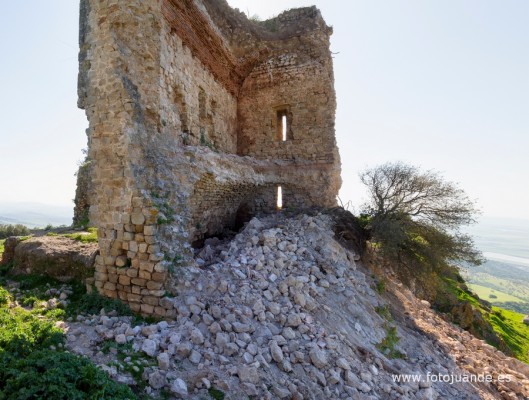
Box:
0;350;135;399
0;224;30;239
376;324;404;359
359;162;483;269
0;287;9;306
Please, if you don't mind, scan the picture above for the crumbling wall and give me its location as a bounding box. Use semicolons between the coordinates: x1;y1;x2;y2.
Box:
78;0;341;316
73;158;93;227
159;5;238;152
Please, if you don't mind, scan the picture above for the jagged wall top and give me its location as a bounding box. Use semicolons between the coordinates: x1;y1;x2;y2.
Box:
161;0;332;95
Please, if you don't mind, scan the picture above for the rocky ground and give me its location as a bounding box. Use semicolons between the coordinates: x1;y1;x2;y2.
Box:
16;213;529;399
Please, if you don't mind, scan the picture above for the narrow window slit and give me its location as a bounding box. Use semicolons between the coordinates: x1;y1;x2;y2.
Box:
277;186;283;209
276;109;289;141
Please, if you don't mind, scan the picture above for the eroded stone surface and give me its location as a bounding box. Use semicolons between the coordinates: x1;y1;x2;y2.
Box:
12;236;97;281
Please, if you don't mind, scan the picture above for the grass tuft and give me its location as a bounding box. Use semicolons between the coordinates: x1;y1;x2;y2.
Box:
64;227;98;243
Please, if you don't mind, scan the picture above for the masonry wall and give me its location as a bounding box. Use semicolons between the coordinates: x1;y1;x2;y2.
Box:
78;0;342;316
237;30;337;164
159;1;238;153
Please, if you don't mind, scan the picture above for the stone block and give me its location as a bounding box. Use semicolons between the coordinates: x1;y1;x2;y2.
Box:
130;303;141;312
139;270;152;280
95;264;107;273
139;261;155;272
152;272;166;282
119;275;131;285
154;307;167;317
148;244;160;254
147;280;163;290
143;296;160;306
94;272;108;281
150;252;164;261
116;255;128;267
145;235;156;244
141;304;154;314
129;241;138;252
154;262;166;272
131;212;145;225
103;289;117;298
131;278;146;286
144;225;157;235
110;248;121;257
127;293;142;302
103;256;116;265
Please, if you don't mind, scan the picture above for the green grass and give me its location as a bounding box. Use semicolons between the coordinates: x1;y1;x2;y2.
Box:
442;278;481;307
64;227;98;243
0;273;136;399
469;283;526;303
0;239;4;258
442;277;529;364
488;307;529;363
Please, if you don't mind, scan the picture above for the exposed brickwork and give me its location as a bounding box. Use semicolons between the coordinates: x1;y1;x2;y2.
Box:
78;0;341;316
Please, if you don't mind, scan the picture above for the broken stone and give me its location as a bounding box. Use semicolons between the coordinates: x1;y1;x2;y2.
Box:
141;339;158;357
171;378;188;396
238;366;260;384
309;348;328;369
270;340;284;363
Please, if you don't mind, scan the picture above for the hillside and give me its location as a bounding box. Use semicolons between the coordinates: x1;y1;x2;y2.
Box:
464;259;529;315
1;212;528;399
0;202;72;228
462;219;529;315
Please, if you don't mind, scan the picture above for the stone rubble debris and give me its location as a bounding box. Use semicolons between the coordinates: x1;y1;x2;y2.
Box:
61;214;529;399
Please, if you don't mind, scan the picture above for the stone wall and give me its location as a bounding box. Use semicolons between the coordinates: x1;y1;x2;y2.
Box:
78;0;341;316
73;158;93;227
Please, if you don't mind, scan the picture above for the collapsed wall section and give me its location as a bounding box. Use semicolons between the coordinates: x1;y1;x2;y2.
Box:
78;0;341;316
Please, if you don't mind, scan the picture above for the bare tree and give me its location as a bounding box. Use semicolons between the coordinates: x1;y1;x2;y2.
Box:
360;162;483;266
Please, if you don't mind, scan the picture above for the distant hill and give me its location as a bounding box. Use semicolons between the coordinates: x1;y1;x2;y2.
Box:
0;202;72;228
463;216;529;314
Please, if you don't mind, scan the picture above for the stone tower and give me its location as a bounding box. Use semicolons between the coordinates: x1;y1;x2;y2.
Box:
78;0;341;316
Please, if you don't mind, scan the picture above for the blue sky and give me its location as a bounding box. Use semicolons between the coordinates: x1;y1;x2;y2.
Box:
0;1;527;220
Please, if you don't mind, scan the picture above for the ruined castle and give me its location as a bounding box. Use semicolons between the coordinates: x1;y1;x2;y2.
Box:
77;0;341;316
